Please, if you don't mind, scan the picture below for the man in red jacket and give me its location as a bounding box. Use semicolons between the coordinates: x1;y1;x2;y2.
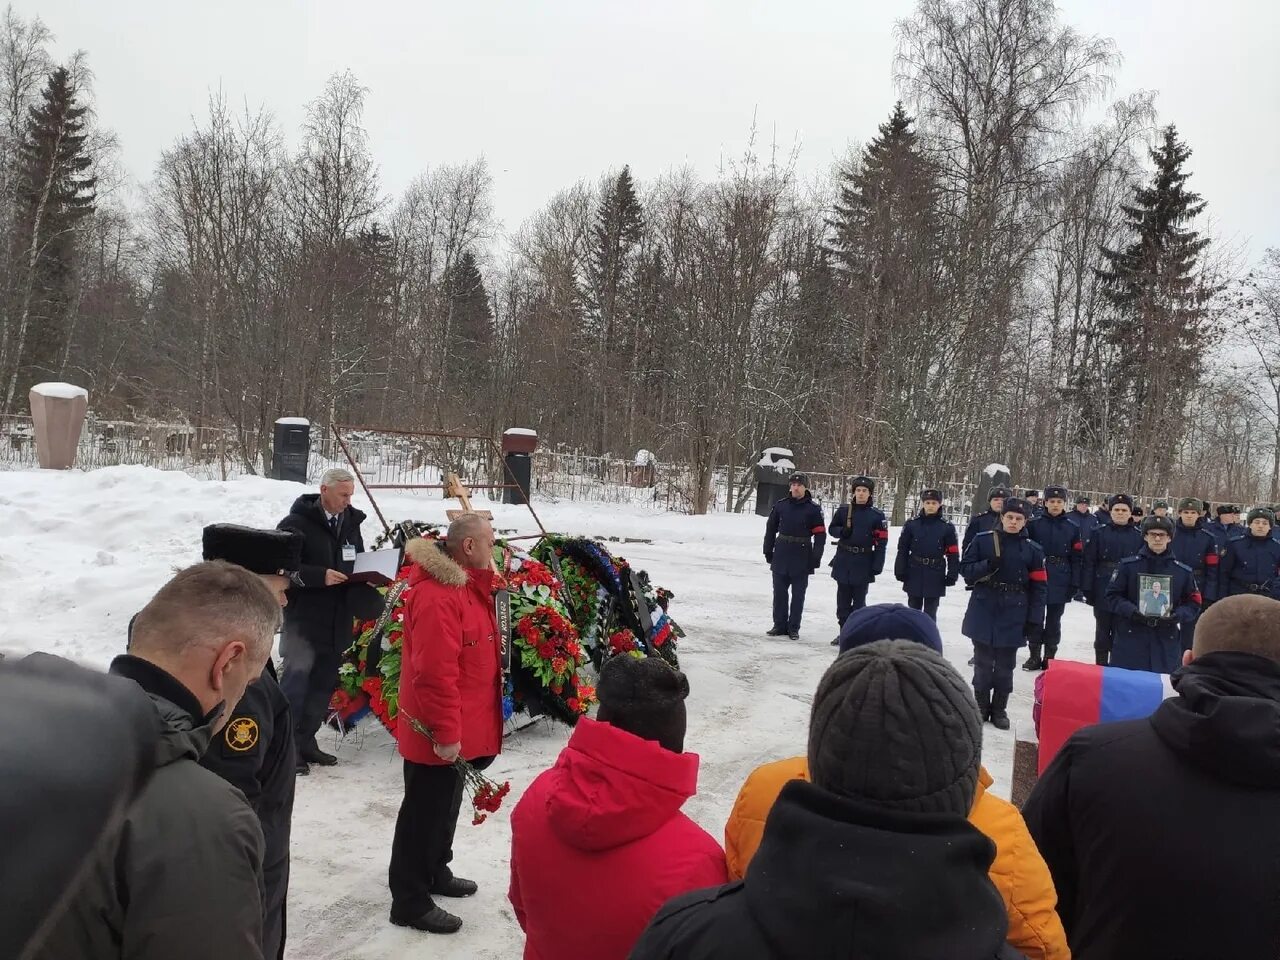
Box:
509;654;728;960
388;514;502;935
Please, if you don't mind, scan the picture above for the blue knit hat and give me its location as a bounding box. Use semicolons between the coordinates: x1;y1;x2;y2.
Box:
837;603;944;656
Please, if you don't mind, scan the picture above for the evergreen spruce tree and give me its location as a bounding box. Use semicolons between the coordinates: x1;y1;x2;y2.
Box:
2;65;96;411
587;165;643;352
443;249;492;369
1097;124;1216;484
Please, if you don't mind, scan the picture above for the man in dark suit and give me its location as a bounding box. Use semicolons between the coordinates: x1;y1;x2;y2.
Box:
278;468;376;772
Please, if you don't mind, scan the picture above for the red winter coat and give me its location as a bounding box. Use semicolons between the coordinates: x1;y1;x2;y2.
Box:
397;538;502;766
509;717;728;960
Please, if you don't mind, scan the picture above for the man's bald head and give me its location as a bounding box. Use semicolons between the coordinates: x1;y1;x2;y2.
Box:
1192;595;1280;663
446;514;494;570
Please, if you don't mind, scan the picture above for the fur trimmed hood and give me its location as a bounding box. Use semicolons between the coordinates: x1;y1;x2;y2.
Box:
404;537;468;588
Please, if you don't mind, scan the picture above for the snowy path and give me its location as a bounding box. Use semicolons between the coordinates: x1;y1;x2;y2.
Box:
0;467;1099;959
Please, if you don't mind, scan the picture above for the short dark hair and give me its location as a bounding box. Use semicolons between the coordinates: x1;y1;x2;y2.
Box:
131;561;281;659
596;654;690;753
1195;596;1280;663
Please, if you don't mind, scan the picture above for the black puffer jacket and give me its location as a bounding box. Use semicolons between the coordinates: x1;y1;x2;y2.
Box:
1023;651;1280;959
630;780;1024;960
34;655;266;960
277;494;380;650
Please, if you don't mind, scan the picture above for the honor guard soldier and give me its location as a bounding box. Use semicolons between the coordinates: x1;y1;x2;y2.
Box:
1069;495;1100;544
894;488;959;622
827;475;889;642
963;486;1010;551
1082;494;1144;666
764;473;827;640
960;498;1047;729
200;524;305;960
1105;515;1202;674
1023;486;1082;671
1206;504;1244;555
1023;490;1044;519
1171;497;1220;651
1220;508;1280;600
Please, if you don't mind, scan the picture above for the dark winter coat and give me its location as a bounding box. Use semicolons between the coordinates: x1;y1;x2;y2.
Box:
894;511;959;599
1220;533;1280;600
828;500;888;585
764;493;827;576
1066;508;1100;545
1022;651;1280;960
1027;512;1083;605
1104;548;1201;674
277;494;381;653
199;661;294;960
34;655;265;960
1093;507;1110;525
1081;521;1143;605
1205;518;1244;554
963;509;1003;551
2;653;161;960
630;780;1024;960
1171;518;1221;604
509;717;727;960
398;537;503;766
961;530;1048;648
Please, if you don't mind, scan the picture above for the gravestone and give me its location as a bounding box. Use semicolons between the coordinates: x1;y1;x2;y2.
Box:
971;463;1012;519
29;382;88;470
754;446;796;517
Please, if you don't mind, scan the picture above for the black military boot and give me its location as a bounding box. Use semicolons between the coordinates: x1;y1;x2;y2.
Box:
1094;649;1109;667
974;689;992;723
1022;644;1044;672
989;691;1011;731
765;626;788;637
1043;644;1057;670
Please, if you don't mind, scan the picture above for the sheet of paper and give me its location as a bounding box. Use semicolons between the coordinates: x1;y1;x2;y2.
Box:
349;547;401;585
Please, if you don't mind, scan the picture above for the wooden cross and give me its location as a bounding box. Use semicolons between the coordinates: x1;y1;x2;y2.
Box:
444;472;494;522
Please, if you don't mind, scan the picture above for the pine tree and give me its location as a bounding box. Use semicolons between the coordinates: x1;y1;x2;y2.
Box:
443;249;492;381
1097;124;1216;484
1;65;96;411
587;165;643;353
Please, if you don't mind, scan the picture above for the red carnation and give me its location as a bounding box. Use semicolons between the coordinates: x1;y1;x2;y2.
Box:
537;641;555;659
567;697;581;712
551;656;568;675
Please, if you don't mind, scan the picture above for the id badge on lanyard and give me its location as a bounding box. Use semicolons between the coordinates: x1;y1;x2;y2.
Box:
342;543;356;563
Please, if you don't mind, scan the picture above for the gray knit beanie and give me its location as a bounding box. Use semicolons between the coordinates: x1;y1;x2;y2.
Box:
808;640;983;816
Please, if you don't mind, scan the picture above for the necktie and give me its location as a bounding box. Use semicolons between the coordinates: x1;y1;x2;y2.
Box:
329;515;340;535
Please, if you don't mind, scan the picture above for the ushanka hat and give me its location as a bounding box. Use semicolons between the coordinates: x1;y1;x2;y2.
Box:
1024;489;1040;499
1153;500;1170;510
202;525;304;579
1076;495;1091;505
1044;485;1068;501
1217;504;1241;517
809;640;981;817
920;488;942;503
989;486;1011;502
1001;498;1030;518
1247;507;1276;526
1141;515;1175;536
1108;494;1135;510
1178;497;1203;513
789;472;810;487
851;475;875;493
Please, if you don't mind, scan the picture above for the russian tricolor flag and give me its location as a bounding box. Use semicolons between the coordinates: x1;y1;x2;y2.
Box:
1037;660;1175;774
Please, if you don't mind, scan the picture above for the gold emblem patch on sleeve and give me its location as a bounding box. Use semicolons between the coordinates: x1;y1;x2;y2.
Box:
225;717;260;752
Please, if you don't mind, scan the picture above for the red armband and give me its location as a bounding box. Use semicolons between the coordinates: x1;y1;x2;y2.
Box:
1029;569;1048;582
874;528;889;540
1190;591;1203;606
811;525;826;535
1072;540;1083;551
1204;552;1218;566
945;544;959;555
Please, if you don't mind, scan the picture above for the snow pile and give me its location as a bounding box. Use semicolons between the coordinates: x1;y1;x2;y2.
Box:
0;464;1104;959
984;463;1012;477
30;381;88;401
757;447;795;471
275;417;311;426
634;448;655;467
503;427;538;438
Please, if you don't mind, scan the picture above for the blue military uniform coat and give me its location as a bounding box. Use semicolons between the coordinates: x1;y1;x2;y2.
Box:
1105;548;1201;673
1068;509;1100;545
1220;534;1280;600
894;512;959;599
828;501;888;585
1027;512;1083;605
1171;520;1221;604
960;530;1048;647
962;509;1002;551
1081;522;1144;605
764;493;827;574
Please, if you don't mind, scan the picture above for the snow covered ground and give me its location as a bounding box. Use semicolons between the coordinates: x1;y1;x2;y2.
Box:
0;467;1100;959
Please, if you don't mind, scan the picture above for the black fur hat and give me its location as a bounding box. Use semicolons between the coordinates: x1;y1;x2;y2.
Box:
1141;515;1175;537
789;472;810;488
989;486;1011;503
1247;507;1276;527
852;475;875;494
1108;494;1134;510
202;524;304;577
1024;489;1040;499
1002;497;1030;518
1076;495;1091;505
1217;504;1241;517
920;488;943;503
1044;485;1068;501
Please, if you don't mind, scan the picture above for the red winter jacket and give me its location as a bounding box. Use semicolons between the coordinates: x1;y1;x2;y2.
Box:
397;538;502;766
509;717;728;960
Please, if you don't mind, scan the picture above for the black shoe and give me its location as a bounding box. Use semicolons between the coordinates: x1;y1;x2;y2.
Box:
1022;654;1043;672
830;636;840;646
788;632;800;642
974;690;992;723
300;744;338;766
431;876;478;898
390;906;462;935
967;656;975;666
989;692;1011;730
765;627;788;636
295;760;310;777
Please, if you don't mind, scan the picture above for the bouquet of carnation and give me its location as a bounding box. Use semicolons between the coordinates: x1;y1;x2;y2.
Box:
404;713;512;826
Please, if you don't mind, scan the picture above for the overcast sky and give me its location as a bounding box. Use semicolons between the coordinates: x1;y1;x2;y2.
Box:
27;0;1280;259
